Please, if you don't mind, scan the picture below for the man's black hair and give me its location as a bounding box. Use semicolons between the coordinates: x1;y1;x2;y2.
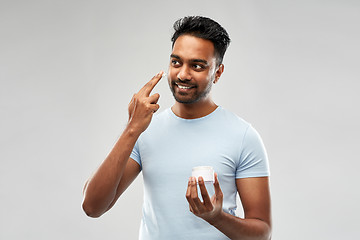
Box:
171;16;231;66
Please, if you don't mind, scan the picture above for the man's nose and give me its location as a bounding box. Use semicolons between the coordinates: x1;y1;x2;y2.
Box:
177;66;191;81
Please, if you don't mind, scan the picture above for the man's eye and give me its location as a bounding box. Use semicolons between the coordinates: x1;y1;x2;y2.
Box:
193;64;205;70
171;60;180;66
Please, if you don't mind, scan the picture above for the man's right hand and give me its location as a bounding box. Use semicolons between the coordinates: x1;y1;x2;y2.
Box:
127;71;164;134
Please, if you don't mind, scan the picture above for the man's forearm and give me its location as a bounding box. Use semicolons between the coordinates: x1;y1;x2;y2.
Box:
82;72;163;218
209;211;271;240
82;126;140;217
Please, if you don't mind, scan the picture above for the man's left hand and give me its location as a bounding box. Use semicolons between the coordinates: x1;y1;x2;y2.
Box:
186;173;223;223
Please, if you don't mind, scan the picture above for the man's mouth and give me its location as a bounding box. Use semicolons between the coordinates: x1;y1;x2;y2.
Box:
175;82;195;90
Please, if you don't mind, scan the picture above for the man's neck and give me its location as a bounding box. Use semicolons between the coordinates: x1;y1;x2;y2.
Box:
171;99;218;119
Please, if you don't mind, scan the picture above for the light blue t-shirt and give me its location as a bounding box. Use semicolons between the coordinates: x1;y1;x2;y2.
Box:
130;106;269;240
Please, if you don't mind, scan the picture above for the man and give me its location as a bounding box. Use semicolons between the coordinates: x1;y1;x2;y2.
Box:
82;16;271;240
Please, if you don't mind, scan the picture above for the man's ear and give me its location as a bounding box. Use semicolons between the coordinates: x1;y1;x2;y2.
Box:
214;64;224;84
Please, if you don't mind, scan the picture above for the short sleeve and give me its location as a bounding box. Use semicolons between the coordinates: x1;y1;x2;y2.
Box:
130;140;142;169
236;125;270;178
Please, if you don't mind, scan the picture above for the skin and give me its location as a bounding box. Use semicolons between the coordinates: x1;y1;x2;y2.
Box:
82;34;272;239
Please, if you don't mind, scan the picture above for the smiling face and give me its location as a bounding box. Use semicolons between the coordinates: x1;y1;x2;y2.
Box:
168;35;223;105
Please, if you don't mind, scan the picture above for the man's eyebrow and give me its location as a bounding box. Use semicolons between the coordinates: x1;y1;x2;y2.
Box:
170;54;208;65
170;54;180;59
191;59;208;65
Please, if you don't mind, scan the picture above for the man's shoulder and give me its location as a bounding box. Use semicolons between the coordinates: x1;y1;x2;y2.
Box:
217;106;251;128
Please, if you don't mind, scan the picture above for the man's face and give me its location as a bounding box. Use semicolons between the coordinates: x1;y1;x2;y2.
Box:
168;35;220;104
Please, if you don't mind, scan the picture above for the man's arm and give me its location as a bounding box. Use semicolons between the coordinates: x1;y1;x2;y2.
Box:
186;175;271;240
82;71;164;217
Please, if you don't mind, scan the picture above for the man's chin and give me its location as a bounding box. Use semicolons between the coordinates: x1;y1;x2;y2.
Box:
173;94;198;104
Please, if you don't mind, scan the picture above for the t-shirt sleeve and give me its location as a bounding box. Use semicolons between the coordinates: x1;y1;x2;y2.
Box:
236;125;270;178
130;140;142;169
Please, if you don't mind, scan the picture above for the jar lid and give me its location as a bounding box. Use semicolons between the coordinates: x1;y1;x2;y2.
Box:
192;166;214;183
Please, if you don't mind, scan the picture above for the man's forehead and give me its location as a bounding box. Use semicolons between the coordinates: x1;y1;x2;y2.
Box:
171;35;216;63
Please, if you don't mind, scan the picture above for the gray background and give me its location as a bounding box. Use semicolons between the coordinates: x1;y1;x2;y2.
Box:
1;0;359;239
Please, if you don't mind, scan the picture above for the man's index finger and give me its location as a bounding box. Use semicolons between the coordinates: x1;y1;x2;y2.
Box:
142;71;164;96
